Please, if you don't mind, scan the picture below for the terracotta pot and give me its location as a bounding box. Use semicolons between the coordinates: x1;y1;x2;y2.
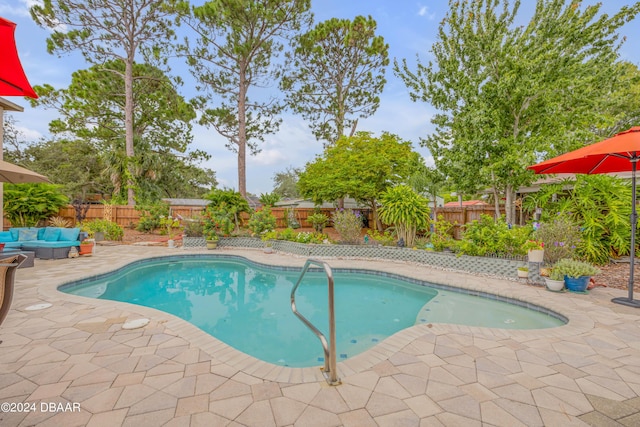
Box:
79;243;94;256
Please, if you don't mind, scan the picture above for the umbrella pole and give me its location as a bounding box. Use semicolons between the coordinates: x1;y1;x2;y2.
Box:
612;156;639;308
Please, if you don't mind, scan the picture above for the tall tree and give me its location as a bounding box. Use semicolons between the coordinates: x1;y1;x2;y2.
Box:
178;0;312;197
30;62;214;202
31;0;178;205
298;131;419;229
395;0;640;224
281;15;389;145
272;166;301;198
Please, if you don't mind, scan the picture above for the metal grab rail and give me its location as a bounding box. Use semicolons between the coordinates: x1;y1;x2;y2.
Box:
290;259;340;385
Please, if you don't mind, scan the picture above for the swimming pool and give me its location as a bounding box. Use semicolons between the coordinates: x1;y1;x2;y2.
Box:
60;255;565;367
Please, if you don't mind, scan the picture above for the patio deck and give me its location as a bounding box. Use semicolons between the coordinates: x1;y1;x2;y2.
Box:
1;245;640;426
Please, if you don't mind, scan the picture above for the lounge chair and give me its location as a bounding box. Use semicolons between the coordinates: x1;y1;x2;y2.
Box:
0;254;27;341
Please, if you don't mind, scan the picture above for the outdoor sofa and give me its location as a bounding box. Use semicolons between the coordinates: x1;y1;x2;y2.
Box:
0;227;81;259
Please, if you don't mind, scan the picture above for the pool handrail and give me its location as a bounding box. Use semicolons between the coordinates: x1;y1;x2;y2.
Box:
290;258;340;385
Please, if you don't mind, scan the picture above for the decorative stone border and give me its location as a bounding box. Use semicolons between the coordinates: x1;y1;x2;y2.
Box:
213;237;527;279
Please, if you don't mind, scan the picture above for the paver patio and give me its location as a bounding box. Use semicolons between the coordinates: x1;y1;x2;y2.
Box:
1;245;640;426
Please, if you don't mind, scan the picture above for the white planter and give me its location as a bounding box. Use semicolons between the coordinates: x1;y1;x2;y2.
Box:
517;269;528;278
545;278;565;292
528;249;544;263
167;239;175;248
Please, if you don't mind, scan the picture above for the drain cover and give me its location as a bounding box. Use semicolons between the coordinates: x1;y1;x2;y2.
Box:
24;303;53;311
122;318;150;330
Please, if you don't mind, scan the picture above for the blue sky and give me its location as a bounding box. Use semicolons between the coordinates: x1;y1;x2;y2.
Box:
2;0;640;194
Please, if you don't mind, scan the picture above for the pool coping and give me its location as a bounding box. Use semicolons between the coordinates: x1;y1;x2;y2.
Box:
37;247;595;384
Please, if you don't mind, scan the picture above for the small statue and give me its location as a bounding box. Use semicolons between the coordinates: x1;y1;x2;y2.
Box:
68;246;79;258
397;237;405;248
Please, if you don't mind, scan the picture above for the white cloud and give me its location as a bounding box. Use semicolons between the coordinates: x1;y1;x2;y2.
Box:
417;4;436;20
248;148;287;166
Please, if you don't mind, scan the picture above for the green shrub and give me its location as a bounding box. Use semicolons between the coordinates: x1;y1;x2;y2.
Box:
307;213;329;233
248;207;277;235
183;218;204;237
135;202;169;232
553;258;600;278
457;215;533;257
429;214;455;251
378;185;430;247
259;192;280;207
4;183;69;227
204;188;250;231
366;229;395;246
535;175;633;265
261;228;328;244
81;219;124;240
202;206;234;238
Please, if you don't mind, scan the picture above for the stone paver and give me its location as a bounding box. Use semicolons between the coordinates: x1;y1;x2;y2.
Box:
0;245;639;426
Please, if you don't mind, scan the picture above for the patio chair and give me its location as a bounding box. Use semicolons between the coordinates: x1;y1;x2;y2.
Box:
0;254;27;341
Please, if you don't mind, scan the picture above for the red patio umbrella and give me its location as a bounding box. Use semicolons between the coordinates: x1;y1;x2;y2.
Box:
0;16;38;98
529;127;639;308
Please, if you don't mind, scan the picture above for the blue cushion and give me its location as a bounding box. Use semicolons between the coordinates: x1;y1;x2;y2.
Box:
10;228;27;241
0;231;13;242
59;227;80;241
19;229;38;241
43;227;62;242
37;228;46;240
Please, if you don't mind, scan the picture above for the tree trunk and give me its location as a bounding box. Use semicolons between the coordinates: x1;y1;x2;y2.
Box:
124;59;136;206
237;64;248;197
370;200;382;231
492;186;501;219
505;184;515;225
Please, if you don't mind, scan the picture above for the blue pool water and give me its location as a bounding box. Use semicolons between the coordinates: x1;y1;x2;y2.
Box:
61;256;564;367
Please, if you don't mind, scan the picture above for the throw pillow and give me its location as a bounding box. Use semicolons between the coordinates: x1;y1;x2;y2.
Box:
43;227;62;242
58;228;80;241
0;231;13;242
18;229;38;241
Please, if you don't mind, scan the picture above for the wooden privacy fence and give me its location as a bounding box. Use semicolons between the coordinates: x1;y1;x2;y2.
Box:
436;206;506;239
8;204;505;237
50;206;374;230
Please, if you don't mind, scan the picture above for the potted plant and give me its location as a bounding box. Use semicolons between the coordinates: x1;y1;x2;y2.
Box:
205;232;219;249
263;241;273;254
523;239;545;263
517;266;529;278
79;238;95;256
545;267;565;292
552;258;600;292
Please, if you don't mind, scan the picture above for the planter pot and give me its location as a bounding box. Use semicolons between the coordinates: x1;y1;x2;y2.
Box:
527;249;544;263
545;278;565;292
167;239;175;248
263;247;273;254
79;243;94;256
206;240;218;250
94;232;105;242
564;275;590;292
517;269;528;278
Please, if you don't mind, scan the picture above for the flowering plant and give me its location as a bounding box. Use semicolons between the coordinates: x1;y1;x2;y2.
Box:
332;209;362;244
534;213;581;264
522;239;544;251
